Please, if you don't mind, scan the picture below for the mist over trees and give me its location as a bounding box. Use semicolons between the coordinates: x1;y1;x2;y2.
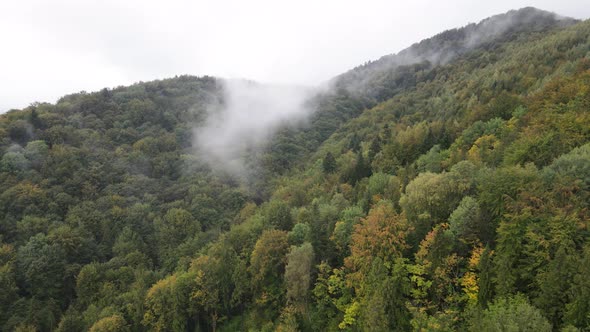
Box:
1;7;590;332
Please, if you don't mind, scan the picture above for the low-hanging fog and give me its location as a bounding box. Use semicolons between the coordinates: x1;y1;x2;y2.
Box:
193;80;315;176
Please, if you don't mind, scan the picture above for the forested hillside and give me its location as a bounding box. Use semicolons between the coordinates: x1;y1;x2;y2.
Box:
1;7;590;332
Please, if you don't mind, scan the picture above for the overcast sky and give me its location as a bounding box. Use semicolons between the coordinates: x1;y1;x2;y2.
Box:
1;0;588;111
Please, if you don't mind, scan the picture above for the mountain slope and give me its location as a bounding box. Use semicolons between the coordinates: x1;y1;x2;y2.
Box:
334;7;577;98
0;8;589;332
264;7;579;179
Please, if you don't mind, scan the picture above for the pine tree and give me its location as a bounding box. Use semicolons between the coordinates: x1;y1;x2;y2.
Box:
322;152;337;174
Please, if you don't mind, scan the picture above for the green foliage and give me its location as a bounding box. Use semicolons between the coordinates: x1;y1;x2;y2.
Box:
331;205;365;255
142;273;195;332
358;259;412;331
285;243;314;309
0;243;18;323
477;246;494;308
249;230;290;318
288;223;311;245
322;152;337;174
342;151;372;184
400;163;475;246
158;208;201;246
89;315;129;332
415;144;449;173
1;150;30;173
16;234;67;301
565;244;590;329
467;294;551;331
448;196;481;243
264;200;294;231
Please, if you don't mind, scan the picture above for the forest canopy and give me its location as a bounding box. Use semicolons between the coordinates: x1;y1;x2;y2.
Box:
1;7;590;332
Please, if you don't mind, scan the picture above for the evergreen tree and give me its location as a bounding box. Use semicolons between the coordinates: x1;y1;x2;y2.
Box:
322;152;337;174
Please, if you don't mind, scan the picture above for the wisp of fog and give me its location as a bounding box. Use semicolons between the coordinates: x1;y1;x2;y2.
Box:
193;79;314;176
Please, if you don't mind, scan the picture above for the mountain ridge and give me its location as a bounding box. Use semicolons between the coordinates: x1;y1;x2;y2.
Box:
332;7;578;97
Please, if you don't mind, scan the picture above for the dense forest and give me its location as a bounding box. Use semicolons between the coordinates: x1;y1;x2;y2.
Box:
1;7;590;332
